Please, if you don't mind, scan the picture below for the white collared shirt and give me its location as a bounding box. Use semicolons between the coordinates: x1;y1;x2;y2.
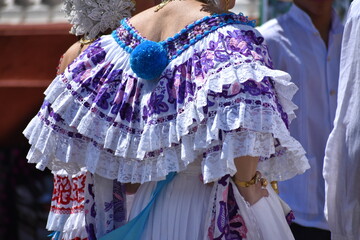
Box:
324;0;360;239
257;4;343;230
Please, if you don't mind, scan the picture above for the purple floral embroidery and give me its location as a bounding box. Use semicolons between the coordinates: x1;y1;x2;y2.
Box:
41;100;64;122
218;174;230;186
69;43;106;89
49;110;63;122
87;44;107;65
259;77;274;98
226;184;248;239
242;30;264;46
208;176;248;240
225;30;245;52
242;80;262;96
214;34;231;62
277;101;289;128
178;78;196;104
209;39;220;51
106;69;123;84
71;62;87;83
200;51;215;74
207;91;217;109
222;29;265;62
217;201;229;235
91;64;114;89
208;16;220;26
95;87;111;110
119;102;134;122
192;50;216;77
71;61;87;76
165;77;177;105
146;92;169;115
286;210;295;225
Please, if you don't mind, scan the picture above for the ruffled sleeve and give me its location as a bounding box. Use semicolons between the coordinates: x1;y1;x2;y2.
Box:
23;22;309;184
175;25;309;183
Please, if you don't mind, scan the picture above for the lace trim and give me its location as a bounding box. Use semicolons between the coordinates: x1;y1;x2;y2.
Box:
25;72;308;182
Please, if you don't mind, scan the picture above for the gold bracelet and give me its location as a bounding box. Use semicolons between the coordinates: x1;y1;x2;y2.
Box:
232;171;268;188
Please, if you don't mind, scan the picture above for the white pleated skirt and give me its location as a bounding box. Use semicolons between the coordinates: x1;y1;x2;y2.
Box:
128;161;295;240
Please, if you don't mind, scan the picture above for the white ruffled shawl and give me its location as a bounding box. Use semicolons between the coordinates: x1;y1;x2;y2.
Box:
23;23;309;184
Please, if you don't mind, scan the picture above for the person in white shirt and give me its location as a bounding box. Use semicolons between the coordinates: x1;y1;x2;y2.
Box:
323;0;360;239
257;0;343;239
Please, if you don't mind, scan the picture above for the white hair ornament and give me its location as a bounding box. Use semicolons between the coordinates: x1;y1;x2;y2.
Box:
63;0;136;40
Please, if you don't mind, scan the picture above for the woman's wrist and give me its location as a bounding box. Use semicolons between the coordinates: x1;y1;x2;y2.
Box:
232;171;269;205
232;171;268;188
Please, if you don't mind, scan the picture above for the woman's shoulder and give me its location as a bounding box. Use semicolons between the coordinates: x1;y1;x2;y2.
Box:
57;41;83;75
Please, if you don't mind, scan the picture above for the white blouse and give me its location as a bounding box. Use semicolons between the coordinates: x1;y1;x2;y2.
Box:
324;0;360;239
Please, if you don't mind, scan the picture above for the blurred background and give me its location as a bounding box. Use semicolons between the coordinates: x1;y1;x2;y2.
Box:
0;0;353;239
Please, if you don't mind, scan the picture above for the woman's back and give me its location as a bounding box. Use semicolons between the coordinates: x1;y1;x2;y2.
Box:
129;1;221;43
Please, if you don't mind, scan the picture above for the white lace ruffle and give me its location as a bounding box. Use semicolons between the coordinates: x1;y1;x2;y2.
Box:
47;211;86;240
24;29;309;184
200;61;299;124
61;212;87;240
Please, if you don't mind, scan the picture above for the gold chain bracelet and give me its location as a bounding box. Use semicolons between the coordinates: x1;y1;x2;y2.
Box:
232;171;268;188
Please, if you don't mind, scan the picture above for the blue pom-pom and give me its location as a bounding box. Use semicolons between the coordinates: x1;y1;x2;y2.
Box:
130;40;169;80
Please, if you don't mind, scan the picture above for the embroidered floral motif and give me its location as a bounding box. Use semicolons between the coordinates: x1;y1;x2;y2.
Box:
208;175;248;240
50;173;86;214
286;210;295;225
144;92;169;115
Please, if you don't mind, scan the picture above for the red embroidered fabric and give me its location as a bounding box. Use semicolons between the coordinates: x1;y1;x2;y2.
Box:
50;173;86;214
